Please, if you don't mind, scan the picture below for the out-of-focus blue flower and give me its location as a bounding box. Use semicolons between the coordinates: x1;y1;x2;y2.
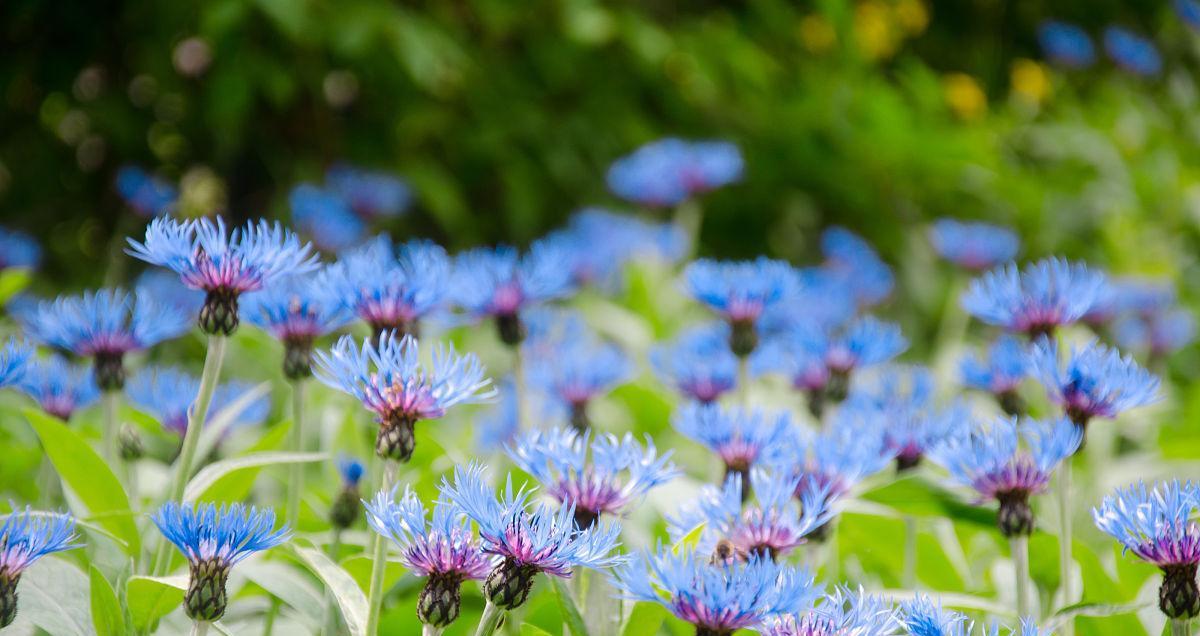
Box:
546;208;687;289
651;323;739;403
853;365;957;469
336;455;365;487
821;227;894;309
450;243;574;340
961;335;1029;396
962;257;1107;337
606;138;743;207
507;427;678;526
763;587;901;636
751;324;831;393
759;267;858;336
0;339;31;389
326;164;412;220
22;288;190;359
1083;277;1175;327
211;380;270;432
1116;310;1196;358
314;333;495;461
0;506;80;626
1178;0;1200;28
1104;27;1162;76
136;270;205;318
672;403;793;479
476;378;522;452
786;403;894;501
366;487;492;580
901;595;972;636
323;238;450;337
928;219;1020;271
670;468;833;560
0;226;41;271
529;339;630;422
684;258;795;347
1031;339;1159;425
19;355;100;421
242;274;350;344
439;464;623;609
612;544;820;634
1038;21;1096;68
289;183;365;253
824;316;907;375
116;166;178;217
128;366;267;436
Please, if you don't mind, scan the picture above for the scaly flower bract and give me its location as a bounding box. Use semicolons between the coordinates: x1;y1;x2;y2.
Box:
651;323;739;403
19;355;100;421
606;138;743;207
1031;338;1159;426
929;219;1020;271
962;257;1107;337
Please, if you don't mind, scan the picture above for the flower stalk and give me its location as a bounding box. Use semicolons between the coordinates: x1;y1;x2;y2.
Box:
473;601;504;636
285;379;306;531
1057;459;1074;631
365;460;400;636
1011;534;1031;618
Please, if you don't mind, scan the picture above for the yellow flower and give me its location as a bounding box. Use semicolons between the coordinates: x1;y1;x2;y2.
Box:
943;73;987;121
854;1;898;60
799;14;837;53
1010;59;1050;105
895;0;929;35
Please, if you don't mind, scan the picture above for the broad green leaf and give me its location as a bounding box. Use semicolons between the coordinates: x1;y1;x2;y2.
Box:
183;451;326;502
89;565;125;636
236;558;324;622
13;557;92;636
291;545;368;636
1028;532;1061;593
126;575;186;632
0;267;32;304
1046;601;1154;631
550;577;590;636
522;625;555;636
25;408;140;556
621;602;668;636
860;475;995;527
194;381;272;461
1074;539;1148;636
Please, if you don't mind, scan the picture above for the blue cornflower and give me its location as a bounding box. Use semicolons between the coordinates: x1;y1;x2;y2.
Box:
606;138;743;207
243;274;351;378
854;365;958;470
127;216;320;335
1031;339;1159;427
961;335;1029;396
672;402;793;482
313;332;496;461
670;468;833;561
1082;277;1175;327
763;587;901;636
529;339;631;430
931;416;1080;537
759;267;858;336
0;339;31;389
751;323;831;398
612;544;820;634
0;226;41;271
152;502;290;622
451;242;574;345
1104;27;1162;76
961;257;1108;338
684;257;795;356
116;166;177;217
365;487;492;627
1178;0;1200;29
0;507;81;627
330;455;366;530
651;323;739;403
821;227;894;309
439;463;623;610
323;237;450;338
900;595;972;636
210;380;270;432
337;455;365;488
928;219;1020;271
786;403;893;506
136;269;205;318
544;209;686;290
19;355;100;421
128;366;266;436
1038;21;1096;68
1116;310;1196;359
21;288;190;391
824;316;908;376
1094;481;1200;619
289;183;365;253
506;426;678;528
325;164;412;220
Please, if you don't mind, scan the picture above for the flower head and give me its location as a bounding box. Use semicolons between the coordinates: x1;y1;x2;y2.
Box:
670;468;833;561
1031;339;1159;426
0;507;80;627
606;138;743;207
289;183;365;252
612;544;820;634
1038;21;1096;68
19;355;100;421
820;227;894;309
337;455;365;488
330;455;366;531
1116;310;1196;359
439;464;623;609
672;403;793;479
506;427;678;528
685;258;794;326
0;226;41;271
929;219;1020;271
325;164;412;219
243;274;350;378
152;502;290;621
651;323;739;403
762;587;900;636
451;243;574;345
116;166;177;217
1105;27;1161;76
824;316;907;375
529;339;630;428
323;237;450;336
0;339;31;389
960;335;1029;398
855;365;957;469
900;595;972;636
786;403;893;501
962;257;1107;337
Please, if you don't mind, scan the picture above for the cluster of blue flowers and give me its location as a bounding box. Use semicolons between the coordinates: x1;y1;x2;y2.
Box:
1037;16;1188;77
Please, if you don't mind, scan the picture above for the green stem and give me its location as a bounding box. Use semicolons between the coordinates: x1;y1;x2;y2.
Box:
673;199;703;257
365;460;399;636
286;379;306;531
1171;619;1191;636
513;345;527;432
422;624;444;636
102;390;119;466
321;530;343;636
1011;535;1031;619
737;355;750;406
191;621;209;636
474;602;504;636
152;335;227;576
903;515;917;589
1057;460;1074;635
262;597;279;636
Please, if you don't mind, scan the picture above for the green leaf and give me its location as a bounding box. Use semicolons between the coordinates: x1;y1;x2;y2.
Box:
89;565;125;636
621;602;668;636
1028;532;1061;593
183;451;326;502
25;408;140;556
521;625;555;636
550;577;590;636
194;381;272;461
1046;600;1154;631
0;267;32;304
860;475;996;527
236;559;325;623
126;575;186;632
13;557;92;636
291;545;368;636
